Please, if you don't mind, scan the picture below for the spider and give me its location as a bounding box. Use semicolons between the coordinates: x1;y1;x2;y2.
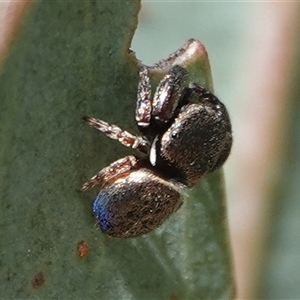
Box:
81;65;232;238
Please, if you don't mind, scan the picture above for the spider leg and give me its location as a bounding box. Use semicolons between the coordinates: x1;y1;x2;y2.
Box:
83;116;149;153
136;66;152;129
80;155;138;192
185;83;218;104
152;65;187;123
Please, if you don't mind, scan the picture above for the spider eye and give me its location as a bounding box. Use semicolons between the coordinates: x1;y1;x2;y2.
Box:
171;132;179;139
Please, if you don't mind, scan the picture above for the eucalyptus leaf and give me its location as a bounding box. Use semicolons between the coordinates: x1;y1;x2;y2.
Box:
0;1;233;299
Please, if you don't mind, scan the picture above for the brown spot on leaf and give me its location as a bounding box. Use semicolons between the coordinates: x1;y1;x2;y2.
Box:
77;240;89;258
32;271;45;289
170;294;179;300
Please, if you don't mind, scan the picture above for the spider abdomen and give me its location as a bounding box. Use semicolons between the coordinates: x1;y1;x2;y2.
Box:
92;168;183;237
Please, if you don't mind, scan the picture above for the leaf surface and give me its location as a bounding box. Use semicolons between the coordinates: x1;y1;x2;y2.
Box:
0;1;233;299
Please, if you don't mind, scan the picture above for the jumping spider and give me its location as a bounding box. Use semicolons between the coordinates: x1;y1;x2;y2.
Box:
81;65;232;238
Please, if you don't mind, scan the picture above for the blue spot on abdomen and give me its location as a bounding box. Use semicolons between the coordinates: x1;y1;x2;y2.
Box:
93;193;112;232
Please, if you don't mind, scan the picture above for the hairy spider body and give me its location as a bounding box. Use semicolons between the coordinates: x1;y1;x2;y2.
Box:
93;165;184;237
157;90;232;185
81;64;232;238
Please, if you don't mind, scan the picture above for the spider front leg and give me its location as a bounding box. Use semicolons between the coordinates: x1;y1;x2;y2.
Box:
136;66;152;130
83;116;149;154
151;65;187;123
136;65;187;132
80;155;138;192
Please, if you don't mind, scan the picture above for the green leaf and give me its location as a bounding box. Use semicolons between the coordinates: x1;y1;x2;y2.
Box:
0;1;233;299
